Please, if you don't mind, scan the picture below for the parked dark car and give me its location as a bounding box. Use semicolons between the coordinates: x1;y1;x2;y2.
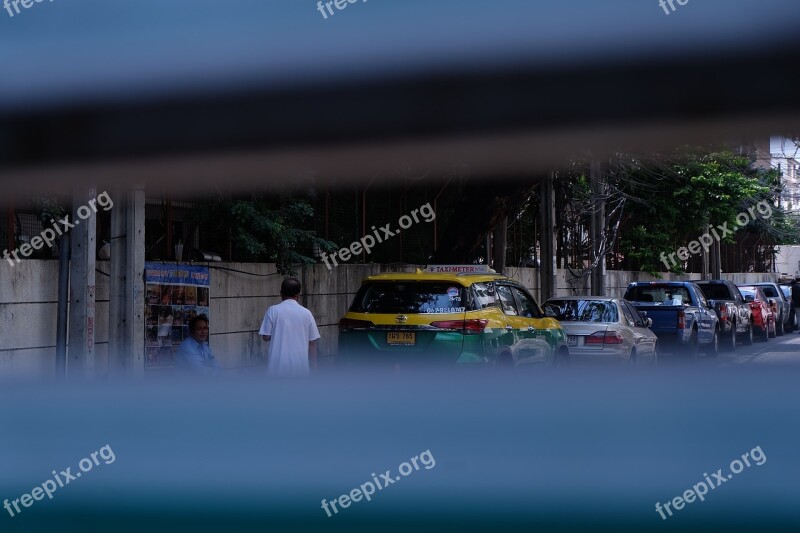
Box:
738;286;776;341
695;280;753;350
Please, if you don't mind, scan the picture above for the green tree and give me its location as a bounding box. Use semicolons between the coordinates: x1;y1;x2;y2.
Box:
191;193;336;275
618;149;778;273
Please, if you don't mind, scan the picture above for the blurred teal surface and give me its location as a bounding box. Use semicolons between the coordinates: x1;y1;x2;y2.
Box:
1;367;798;531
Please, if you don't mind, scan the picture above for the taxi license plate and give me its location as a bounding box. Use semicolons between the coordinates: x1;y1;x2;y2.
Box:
567;335;578;347
387;332;416;345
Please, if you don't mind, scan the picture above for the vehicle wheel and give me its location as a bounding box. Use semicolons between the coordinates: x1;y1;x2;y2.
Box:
496;351;514;370
629;348;637;366
725;322;736;352
687;328;699;358
760;322;770;342
555;347;570;367
742;322;754;346
706;328;719;358
558;346;569;366
769;318;777;338
777;313;785;336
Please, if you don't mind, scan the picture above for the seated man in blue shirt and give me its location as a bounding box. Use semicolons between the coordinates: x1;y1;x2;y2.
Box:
175;314;220;375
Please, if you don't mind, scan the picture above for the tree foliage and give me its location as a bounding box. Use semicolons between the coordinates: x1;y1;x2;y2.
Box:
191;193;336;275
616;149;781;273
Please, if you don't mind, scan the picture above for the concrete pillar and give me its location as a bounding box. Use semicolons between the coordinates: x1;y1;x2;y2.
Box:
108;185;146;378
68;186;97;379
540;173;557;300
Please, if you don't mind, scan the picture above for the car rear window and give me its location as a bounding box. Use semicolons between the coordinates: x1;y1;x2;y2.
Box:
350;282;468;314
697;284;732;300
624;285;691;305
757;285;779;297
739;288;758;299
545;299;618;323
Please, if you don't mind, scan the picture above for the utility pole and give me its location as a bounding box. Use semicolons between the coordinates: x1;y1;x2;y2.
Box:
540;173;558;301
492;217;507;275
712;238;722;280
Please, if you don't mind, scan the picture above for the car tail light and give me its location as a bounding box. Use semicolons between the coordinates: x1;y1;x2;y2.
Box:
584;331;624;345
431;319;488;335
339;318;374;331
677;310;685;329
770;301;778;314
718;306;728;321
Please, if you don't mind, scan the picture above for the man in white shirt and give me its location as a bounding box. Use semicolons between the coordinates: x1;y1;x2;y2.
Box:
259;278;321;377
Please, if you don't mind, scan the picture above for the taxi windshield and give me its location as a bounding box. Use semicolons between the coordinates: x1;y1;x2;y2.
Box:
350;282;468;314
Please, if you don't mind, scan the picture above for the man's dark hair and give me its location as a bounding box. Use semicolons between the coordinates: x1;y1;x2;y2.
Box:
188;314;209;331
280;277;302;298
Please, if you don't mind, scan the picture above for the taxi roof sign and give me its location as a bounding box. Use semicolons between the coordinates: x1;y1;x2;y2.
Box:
425;265;494;274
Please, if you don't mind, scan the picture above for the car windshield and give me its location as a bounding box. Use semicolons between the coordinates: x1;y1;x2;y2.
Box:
624;285;690;305
350;282;468;314
545;300;618;323
697;284;732;300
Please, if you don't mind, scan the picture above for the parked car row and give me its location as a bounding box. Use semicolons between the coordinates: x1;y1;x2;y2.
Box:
621;280;792;356
336;266;788;368
338;266;658;368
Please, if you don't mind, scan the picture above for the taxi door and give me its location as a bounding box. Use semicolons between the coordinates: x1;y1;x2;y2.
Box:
496;284;555;366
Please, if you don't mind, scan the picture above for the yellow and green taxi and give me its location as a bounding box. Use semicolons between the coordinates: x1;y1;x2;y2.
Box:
338;265;569;368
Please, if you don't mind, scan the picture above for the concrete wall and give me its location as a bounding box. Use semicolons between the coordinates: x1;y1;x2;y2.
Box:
0;261;778;377
776;245;800;278
0;261;110;378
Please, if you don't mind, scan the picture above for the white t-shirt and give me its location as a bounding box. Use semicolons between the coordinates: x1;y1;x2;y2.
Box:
259;299;321;376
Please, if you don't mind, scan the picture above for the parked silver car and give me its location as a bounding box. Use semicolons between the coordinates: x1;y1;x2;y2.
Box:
752;282;791;336
779;285;797;332
543;297;658;365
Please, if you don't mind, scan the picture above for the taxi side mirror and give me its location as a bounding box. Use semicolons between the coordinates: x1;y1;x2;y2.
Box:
645;318;653;328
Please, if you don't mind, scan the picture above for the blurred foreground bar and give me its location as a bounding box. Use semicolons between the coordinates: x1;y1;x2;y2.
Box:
1;367;798;531
1;0;800;195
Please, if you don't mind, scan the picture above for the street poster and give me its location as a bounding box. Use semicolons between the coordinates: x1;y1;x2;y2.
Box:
144;263;210;369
